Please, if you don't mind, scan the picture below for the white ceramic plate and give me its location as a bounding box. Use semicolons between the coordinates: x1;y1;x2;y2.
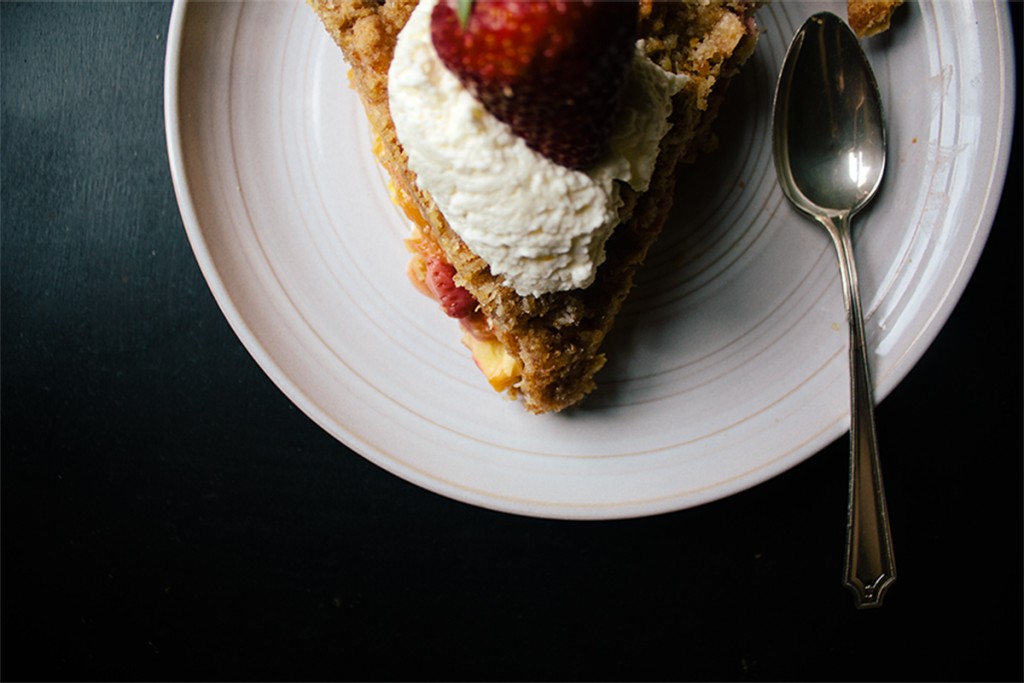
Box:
165;0;1014;519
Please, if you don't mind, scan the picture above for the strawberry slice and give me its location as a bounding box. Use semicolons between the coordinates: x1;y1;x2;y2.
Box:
431;0;638;170
425;258;478;318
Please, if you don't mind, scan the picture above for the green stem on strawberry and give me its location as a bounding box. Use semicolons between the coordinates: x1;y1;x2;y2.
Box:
456;0;473;28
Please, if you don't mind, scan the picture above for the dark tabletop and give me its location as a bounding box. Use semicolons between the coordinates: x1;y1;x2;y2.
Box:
2;2;1021;681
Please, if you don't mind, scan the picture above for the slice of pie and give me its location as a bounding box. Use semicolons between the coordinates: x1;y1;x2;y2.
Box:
308;0;761;413
848;0;903;37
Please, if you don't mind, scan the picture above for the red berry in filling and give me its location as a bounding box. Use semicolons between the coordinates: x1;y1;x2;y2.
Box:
425;258;478;318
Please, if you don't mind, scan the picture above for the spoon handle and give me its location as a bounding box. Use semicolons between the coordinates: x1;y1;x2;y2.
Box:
829;214;897;609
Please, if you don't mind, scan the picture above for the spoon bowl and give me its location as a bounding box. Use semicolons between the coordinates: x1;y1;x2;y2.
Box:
774;14;887;217
772;12;896;608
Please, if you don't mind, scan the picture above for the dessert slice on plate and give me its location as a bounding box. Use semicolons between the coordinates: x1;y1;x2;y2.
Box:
308;0;760;413
848;0;903;37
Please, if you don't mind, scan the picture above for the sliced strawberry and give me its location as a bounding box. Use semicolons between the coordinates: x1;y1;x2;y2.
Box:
425;258;478;318
431;0;638;170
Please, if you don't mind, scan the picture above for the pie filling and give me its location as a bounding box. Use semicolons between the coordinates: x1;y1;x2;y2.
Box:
387;171;524;395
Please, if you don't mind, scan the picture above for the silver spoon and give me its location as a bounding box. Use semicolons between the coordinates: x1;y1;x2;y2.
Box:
772;12;896;608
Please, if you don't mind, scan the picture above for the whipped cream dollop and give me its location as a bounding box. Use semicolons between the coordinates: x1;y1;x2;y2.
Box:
388;0;688;297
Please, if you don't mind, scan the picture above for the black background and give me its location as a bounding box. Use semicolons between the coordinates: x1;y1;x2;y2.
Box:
2;2;1021;681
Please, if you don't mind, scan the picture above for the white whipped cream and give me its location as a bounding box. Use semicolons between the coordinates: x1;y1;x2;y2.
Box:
388;0;688;297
